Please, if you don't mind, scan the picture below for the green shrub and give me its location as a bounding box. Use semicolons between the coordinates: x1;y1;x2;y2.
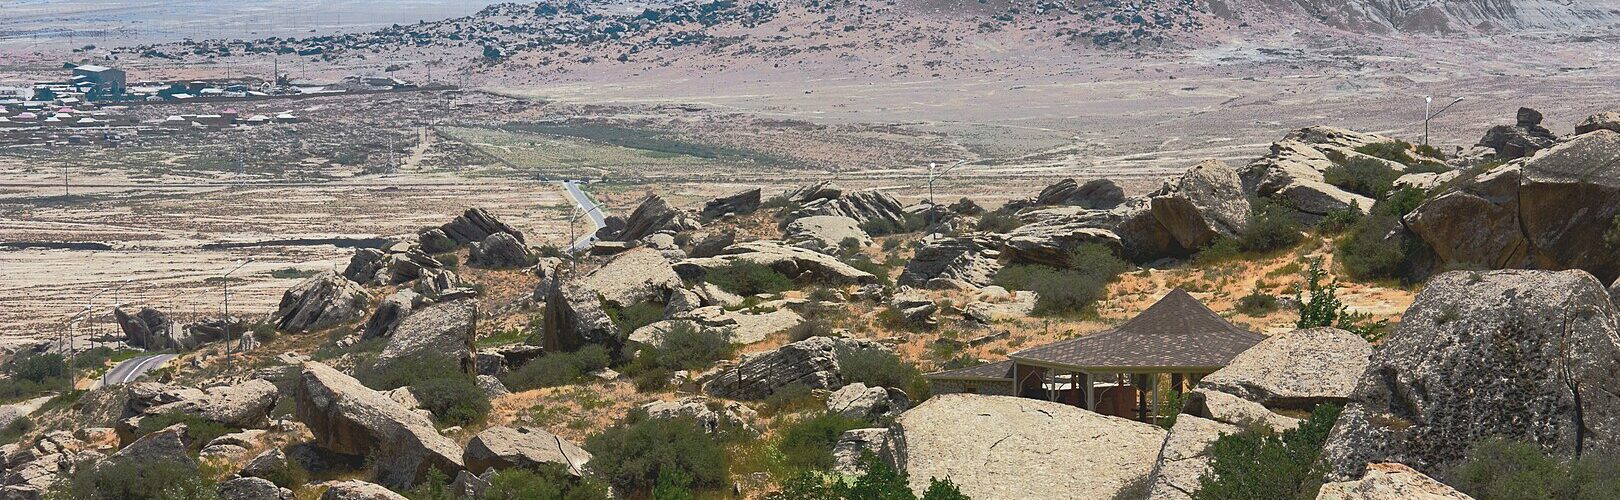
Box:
256;455;309;490
412;376;491;427
836;348;929;403
48;458;218;500
584;414;728;495
975;211;1024;233
779;412;867;469
606;302;665;335
0;416;34;445
1194;238;1242;265
502;345;612;391
480;464;610;499
644;322;733;372
702;261;793;297
843;255;893;287
881;238;903;252
769;452;969;499
268;267;317;279
861;214;927;236
1446;438;1620;500
1375;187;1426;218
762;383;817;416
1192;404;1341;500
994;243;1127;317
1295;260;1387;342
13;353;68;384
1325;157;1401;200
1235;288;1279;317
1317;205;1363;235
1413;143;1446;160
356;354;467;391
1237;202;1303;254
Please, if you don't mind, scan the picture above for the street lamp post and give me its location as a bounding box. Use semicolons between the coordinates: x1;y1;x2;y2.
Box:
1422;96;1465;146
567;200;606;273
223;260;252;368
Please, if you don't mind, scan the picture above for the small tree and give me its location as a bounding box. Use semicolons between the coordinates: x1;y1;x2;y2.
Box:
1295;259;1386;342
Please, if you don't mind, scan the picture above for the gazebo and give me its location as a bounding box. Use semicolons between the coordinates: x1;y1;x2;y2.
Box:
926;289;1264;423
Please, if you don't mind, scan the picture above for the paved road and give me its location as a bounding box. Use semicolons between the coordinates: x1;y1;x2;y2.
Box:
100;353;176;387
561;180;608;253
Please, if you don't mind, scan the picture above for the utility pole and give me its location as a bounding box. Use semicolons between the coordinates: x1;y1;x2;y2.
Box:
1422;95;1464;146
62;166;69;196
925;160;967;239
223;259;252;368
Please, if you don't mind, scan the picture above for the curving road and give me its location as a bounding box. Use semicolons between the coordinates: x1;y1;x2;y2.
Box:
100;353;176;387
561;180;607;253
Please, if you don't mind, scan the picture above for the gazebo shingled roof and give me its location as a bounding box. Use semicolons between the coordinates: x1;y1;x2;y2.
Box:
1008;289;1264;372
924;360;1015;381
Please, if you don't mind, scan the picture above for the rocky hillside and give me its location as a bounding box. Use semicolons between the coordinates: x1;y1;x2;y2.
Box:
1;107;1619;498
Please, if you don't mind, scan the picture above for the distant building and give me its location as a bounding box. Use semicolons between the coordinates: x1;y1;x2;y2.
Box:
72;65;126;98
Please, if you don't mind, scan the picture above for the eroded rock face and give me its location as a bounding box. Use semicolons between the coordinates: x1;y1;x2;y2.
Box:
891;394;1166;499
1;431;97;498
640;396;759;434
342;248;388;284
1316;463;1474;500
464;426;590;476
601;195;700;242
833;428;894;474
827;383;909;424
1239;127;1381;220
1033;178;1127;209
371;299;477;375
578;247;681;308
294;362;464;489
361;290;419;340
1001;213;1126;266
702;336;889;400
701;188;762;220
468;232;534;268
1404;166;1529;270
218;477;293;500
318;480;408;500
899;235;1002;289
674;241;877;285
1321;270;1620;480
783;215;871;254
1577;111;1620;136
120;380;280;443
274;273;369;333
1148;159;1251;250
440;207;524;246
1477;107;1558;159
539;273;621;356
785;189;907;230
114;307;180;350
1147;328;1371;500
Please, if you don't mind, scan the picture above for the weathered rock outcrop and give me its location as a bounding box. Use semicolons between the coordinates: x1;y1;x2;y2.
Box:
1033;178;1127;209
1239;127;1382;220
578;247;681;308
702;336;889;400
1321;270;1620;480
783;215;871;254
218;476;294;500
342;248;388;284
1148;328;1372;500
120;379;280;442
467;232;533;268
785;181;842;204
1148;159;1251;250
0;431;97;499
464;426;590;476
640;396;759;434
538;274;621;356
1405;130;1620;282
114;307;181;350
674;241;877;285
1316;463;1474;500
294;362;464;489
891;394;1166;499
417;228;457;254
1477;107;1558;159
827;383;909;423
440;207;524;246
784;189;907;230
1577;111;1620;136
360;290;419;340
274;273;369;333
898;235;1002;289
600;195;700;242
318;480;408;500
371;299;477;375
1001;214;1126;266
832;428;895;475
701;188;762;220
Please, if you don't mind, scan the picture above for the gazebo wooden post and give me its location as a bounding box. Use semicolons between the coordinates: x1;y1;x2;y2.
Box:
1082;370;1094;411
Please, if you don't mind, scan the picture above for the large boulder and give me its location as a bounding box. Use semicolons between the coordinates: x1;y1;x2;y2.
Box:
294;362;464;489
1239;127;1381;220
463;426;590;476
218;476;294;500
440;207;524;246
1001;215;1126;267
120;379;280;442
1576;111;1620;136
898;235;1002;288
371;299;477;375
701;188;762;220
1316;463;1474;500
319;480;408;500
108;423;195;471
674;241;877;285
385;250;444;285
113;307;182;350
1321;270;1620;480
1405;130;1620;282
1147;159;1251;250
783;216;871;254
538;273;621;356
467;232;534;268
342;248;387;284
785;181;842;204
702;336;890;400
1476;107;1558;160
827;383;909;423
784;189;907;231
0;431;96;498
360;290;419;340
274;273;369;333
599;195;699;243
640;396;758;434
578;247;681;308
1147;328;1372;500
1032;178;1126;209
891;394;1166;498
